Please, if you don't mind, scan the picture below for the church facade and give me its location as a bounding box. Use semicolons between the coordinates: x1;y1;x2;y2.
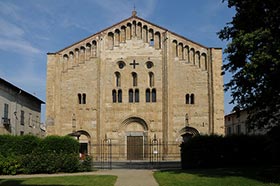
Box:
46;11;224;161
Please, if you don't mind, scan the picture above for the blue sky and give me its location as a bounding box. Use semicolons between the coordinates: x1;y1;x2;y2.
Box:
0;0;235;122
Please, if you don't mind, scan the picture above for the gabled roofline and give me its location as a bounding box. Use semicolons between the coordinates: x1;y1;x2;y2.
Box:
0;78;45;104
55;13;209;54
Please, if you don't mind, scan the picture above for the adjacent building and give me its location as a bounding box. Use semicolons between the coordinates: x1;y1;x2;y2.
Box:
0;78;45;137
46;11;224;160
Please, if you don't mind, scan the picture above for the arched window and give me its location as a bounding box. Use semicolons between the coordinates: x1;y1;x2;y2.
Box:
129;89;134;103
115;72;121;87
172;40;178;58
108;32;114;49
92;40;97;57
143;25;148;43
154;32;161;49
118;89;122;103
146;89;150;102
149;29;154;46
185;94;190;104
152;89;156;102
82;93;86;104
190;94;195;104
115;29;120;46
135;89;139;102
149;72;154;87
78;93;82;104
112;90;117;103
132;72;137;87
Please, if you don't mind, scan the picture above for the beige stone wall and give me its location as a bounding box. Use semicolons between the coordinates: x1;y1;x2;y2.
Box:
46;14;224;160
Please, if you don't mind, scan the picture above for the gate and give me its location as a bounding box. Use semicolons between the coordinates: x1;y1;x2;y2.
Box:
98;136;180;169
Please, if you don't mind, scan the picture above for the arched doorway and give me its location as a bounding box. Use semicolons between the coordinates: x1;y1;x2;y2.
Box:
120;117;149;160
179;126;199;143
68;130;91;159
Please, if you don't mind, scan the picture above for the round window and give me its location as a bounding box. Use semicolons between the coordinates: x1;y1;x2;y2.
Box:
146;61;154;69
118;61;125;69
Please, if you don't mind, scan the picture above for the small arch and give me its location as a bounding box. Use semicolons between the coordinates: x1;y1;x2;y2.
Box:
190;94;195;104
189;48;195;64
69;51;74;59
129;89;134;103
115;72;121;87
126;23;132;40
143;25;148;43
92;40;97;57
63;54;69;61
184;45;189;62
137;22;142;39
108;32;114;49
201;53;207;70
179;126;199;142
112;89;117;103
149;72;154;87
132;72;137;87
115;29;120;46
146;89;150;102
185;94;190;104
195;51;200;67
152;88;156;102
148;29;154;46
135;89;139;102
118;89;122;103
154;32;161;49
178;43;184;60
172;40;178;58
120;117;149;131
132;21;137;37
120;26;126;42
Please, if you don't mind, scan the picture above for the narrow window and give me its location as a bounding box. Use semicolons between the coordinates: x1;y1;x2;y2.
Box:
78;93;82;104
118;89;122;103
190;94;195;104
150;39;154;46
82;93;86;104
129;89;134;103
29;113;32;127
132;72;137;87
135;89;139;102
185;94;190;104
3;103;9;119
20;110;25;125
146;89;150;102
115;72;121;87
152;89;156;102
149;72;154;87
112;90;117;103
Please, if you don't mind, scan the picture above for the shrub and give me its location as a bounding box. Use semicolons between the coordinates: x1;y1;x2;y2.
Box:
78;155;93;172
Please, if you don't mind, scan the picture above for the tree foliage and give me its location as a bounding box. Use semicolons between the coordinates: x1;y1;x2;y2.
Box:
218;0;280;129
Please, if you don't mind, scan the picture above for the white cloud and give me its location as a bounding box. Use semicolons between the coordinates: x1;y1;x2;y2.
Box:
0;37;41;54
0;18;24;38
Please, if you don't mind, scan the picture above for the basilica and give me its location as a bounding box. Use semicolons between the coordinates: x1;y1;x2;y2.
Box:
46;11;224;161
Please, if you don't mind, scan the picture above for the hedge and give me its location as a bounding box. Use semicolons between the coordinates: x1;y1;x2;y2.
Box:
0;135;90;175
181;131;279;169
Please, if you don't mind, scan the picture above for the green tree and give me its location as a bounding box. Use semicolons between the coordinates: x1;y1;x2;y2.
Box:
219;0;280;129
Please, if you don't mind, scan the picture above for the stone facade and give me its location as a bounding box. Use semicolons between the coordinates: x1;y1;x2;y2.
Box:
46;11;224;160
0;78;45;137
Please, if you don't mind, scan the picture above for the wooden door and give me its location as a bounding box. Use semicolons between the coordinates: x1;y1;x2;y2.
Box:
127;136;143;160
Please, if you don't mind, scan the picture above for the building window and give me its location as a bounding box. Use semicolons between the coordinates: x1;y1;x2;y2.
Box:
3;103;9;119
146;89;150;102
129;89;134;103
236;125;241;134
190;94;195;104
146;61;154;69
152;89;156;102
186;93;195;104
149;72;154;87
78;93;86;104
29;113;32;127
132;72;137;87
112;90;117;103
20;110;25;125
135;89;139;102
118;89;122;103
118;61;125;69
115;72;121;87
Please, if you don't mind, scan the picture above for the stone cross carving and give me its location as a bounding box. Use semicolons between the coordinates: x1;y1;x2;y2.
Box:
130;60;139;69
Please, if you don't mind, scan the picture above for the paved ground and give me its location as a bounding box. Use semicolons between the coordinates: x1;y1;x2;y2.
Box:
0;169;159;186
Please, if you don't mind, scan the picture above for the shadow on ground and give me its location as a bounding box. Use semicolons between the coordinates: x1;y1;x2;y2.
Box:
159;166;280;184
0;179;80;186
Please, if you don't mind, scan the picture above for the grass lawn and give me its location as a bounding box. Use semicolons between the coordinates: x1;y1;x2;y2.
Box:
0;175;117;186
154;167;280;186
